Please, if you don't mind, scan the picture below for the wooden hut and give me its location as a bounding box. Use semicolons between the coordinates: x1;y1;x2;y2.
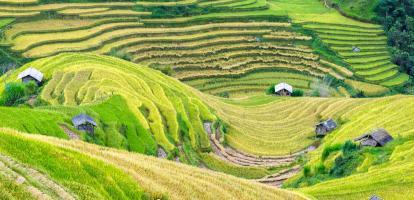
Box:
274;83;293;96
315;118;337;137
354;129;393;147
17;67;43;85
72;114;97;135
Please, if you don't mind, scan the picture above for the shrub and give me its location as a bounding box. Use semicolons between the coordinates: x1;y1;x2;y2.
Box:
0;81;40;106
0;82;26;106
292;89;304;97
265;85;275;94
351;90;366;98
321;143;343;161
303;165;311;177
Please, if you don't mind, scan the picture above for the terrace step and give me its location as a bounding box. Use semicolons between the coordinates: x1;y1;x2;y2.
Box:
379;73;410;86
355;64;398;76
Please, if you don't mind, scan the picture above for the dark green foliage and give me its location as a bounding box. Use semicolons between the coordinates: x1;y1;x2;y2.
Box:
303;165;311;177
351;90;366;98
330;141;362;177
265;85;275;94
376;0;414;78
291;89;304;97
0;81;39;106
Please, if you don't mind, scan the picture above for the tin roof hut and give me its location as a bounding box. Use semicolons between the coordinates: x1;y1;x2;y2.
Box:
17;68;43;85
72;114;97;135
315;118;337;137
274;83;293;96
354;129;393;147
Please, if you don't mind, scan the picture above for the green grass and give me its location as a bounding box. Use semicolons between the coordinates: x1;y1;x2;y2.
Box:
0;129;145;200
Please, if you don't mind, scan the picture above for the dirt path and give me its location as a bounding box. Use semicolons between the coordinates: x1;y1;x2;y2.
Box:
60;124;80;140
203;122;310;187
255;166;301;187
204;122;302;167
0;153;76;200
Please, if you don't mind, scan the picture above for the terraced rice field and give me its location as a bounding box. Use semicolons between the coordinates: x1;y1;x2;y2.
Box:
0;128;310;200
268;0;409;86
0;53;216;154
0;0;386;97
202;94;414;156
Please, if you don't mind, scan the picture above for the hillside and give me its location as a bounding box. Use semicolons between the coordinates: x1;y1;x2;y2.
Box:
0;128;310;200
0;0;413;199
0;0;408;99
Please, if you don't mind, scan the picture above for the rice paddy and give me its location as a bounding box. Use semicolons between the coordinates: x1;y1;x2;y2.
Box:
1;0;414;199
0;0;402;98
0;128;310;200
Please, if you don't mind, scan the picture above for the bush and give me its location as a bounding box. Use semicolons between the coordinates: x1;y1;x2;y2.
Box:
0;81;39;106
0;82;26;106
321;143;343;161
303;165;311;177
351;90;366;98
265;85;275;94
292;89;304;97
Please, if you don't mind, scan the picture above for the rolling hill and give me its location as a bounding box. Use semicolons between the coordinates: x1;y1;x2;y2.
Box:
0;0;413;199
0;0;406;99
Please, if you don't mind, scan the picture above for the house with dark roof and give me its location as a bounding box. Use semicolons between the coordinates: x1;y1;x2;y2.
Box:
17;67;43;85
72;114;97;135
354;129;393;147
315;118;337;137
274;82;293;96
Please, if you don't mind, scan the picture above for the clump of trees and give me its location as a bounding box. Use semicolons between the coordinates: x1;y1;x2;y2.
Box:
376;0;414;78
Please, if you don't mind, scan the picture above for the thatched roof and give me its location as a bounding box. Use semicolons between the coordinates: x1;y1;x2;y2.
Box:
17;67;43;82
274;83;293;93
72;114;97;127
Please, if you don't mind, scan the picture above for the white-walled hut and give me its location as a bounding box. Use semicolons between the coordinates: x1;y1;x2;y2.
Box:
315;118;337;137
72;114;97;135
17;67;43;85
354;129;393;147
274;82;293;96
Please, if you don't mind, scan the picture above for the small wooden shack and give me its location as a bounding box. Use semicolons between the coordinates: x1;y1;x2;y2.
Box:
274;83;293;96
315;118;337;137
354;129;393;147
17;67;43;85
72;114;97;135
